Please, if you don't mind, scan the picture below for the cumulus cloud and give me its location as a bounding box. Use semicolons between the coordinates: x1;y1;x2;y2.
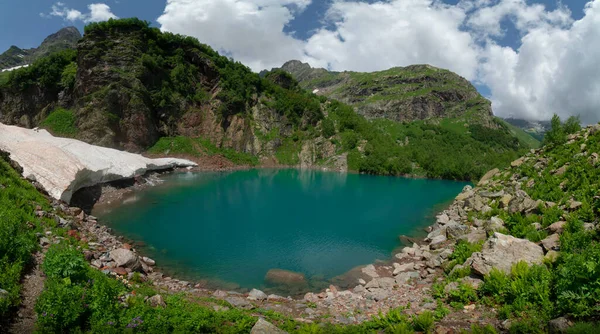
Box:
479;1;600;123
157;0;310;71
303;0;480;80
43;2;117;23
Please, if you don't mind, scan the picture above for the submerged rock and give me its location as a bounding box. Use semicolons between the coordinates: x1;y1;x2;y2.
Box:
265;269;307;286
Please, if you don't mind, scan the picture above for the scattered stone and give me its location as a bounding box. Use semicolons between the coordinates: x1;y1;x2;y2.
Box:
549;221;567;234
554;165;568;176
499;194;513;208
368;288;391;301
0;288;8;299
365;277;396;290
393;262;415;275
511;157;525;167
213;305;230;312
485;217;504;233
395;271;420;284
455;186;474;201
532;223;542;230
478;168;499;185
147;294;166;308
212;290;228;298
459;230;487;244
358;278;366;285
248;289;267;301
568;200;583;210
583;223;595;231
225;296;254;309
545;250;560;263
466;233;544;276
141;257;155;266
479;190;504;198
446;222;469;239
39;237;50;246
541;234;560;252
251;318;288;334
429;235;447;249
548;317;572;333
267;294;284;301
361;264;379;278
110;248;142;272
460;276;484;290
111;267;128;276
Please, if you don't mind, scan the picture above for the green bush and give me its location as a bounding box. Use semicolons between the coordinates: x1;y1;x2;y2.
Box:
42;244;89;283
412;311;435;333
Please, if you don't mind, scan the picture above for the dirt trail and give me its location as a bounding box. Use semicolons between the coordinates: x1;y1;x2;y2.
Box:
8;252;45;334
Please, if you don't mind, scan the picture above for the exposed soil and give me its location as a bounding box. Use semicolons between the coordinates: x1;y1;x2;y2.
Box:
7;252;45;334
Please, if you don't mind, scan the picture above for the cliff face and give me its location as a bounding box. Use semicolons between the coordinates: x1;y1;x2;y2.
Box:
279;61;495;127
0;19;537;180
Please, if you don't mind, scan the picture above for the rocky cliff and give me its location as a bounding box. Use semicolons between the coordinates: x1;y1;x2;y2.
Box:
277;60;496;127
0;19;536;180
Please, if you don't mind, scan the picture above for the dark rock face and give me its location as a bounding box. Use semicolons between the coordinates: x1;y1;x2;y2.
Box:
277;60;495;127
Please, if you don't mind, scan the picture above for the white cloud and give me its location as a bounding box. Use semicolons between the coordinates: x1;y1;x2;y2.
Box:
303;0;480;80
157;0;311;71
44;2;117;23
480;0;600;123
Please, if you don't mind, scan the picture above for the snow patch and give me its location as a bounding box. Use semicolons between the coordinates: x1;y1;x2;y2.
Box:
1;64;29;72
0;123;197;202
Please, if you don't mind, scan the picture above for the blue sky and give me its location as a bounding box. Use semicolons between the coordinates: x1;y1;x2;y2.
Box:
0;1;588;55
1;1;599;123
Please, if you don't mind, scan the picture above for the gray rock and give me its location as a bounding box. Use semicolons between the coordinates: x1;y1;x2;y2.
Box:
437;213;450;225
368;288;391;301
460;276;484;289
485;217;505;233
549;221;567;234
141;257;156;266
479;190;504;198
213;290;228;298
541;234;560;252
446;222;469;239
248;289;267;301
478;168;499;185
427;226;447;240
466;233;544;276
393;262;414;275
353;285;366;293
532;223;542;230
583;223;595;231
395;271;420;284
568;200;582;210
459;230;487;244
267;294;284;301
365;277;396;290
39;237;51;246
226;296;254;309
110;248;142;272
466;195;486;212
429;235;447;249
147;294;166;308
548;317;572;333
361;264;379;278
0;288;8;299
251;318;288;334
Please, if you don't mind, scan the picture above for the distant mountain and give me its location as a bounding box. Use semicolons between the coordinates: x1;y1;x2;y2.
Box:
503;118;551;141
0;27;81;71
275;60;496;127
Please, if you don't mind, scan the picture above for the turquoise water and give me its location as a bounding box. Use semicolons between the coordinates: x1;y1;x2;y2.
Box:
95;169;467;292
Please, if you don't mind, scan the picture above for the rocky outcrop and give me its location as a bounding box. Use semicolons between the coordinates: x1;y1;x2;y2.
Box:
465;233;544;276
0;123;196;202
278;61;497;127
251;318;288;334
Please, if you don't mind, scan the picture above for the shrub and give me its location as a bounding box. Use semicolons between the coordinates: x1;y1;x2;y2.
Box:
42;244;89;283
412;311;435;333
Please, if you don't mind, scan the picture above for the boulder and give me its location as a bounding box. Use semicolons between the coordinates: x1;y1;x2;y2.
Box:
446;222;469;239
548;317;572;334
466;233;544;276
499;194;513;208
465;195;486;212
109;248;142;272
265;269;307;286
368;288;391;301
361;264;379;278
225;296;254;309
251;318;288;334
147;294;166;308
459;230;487;244
511;157;525;167
485;217;505;234
393;262;415;275
545;250;560;263
548;221;567;234
479;190;504;198
141;257;156;266
365;277;396;290
478;168;499;185
429;235;447;249
541;234;560;252
568;200;583;210
455;185;474;201
248;289;267;301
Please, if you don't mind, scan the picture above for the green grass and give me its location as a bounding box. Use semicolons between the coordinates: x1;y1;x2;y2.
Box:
0;71;10;86
0;157;49;318
40;108;79;137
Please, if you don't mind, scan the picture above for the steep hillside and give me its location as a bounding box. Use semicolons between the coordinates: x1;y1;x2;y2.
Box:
0;27;81;71
0;19;534;180
277;60;496;127
504;117;551;141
